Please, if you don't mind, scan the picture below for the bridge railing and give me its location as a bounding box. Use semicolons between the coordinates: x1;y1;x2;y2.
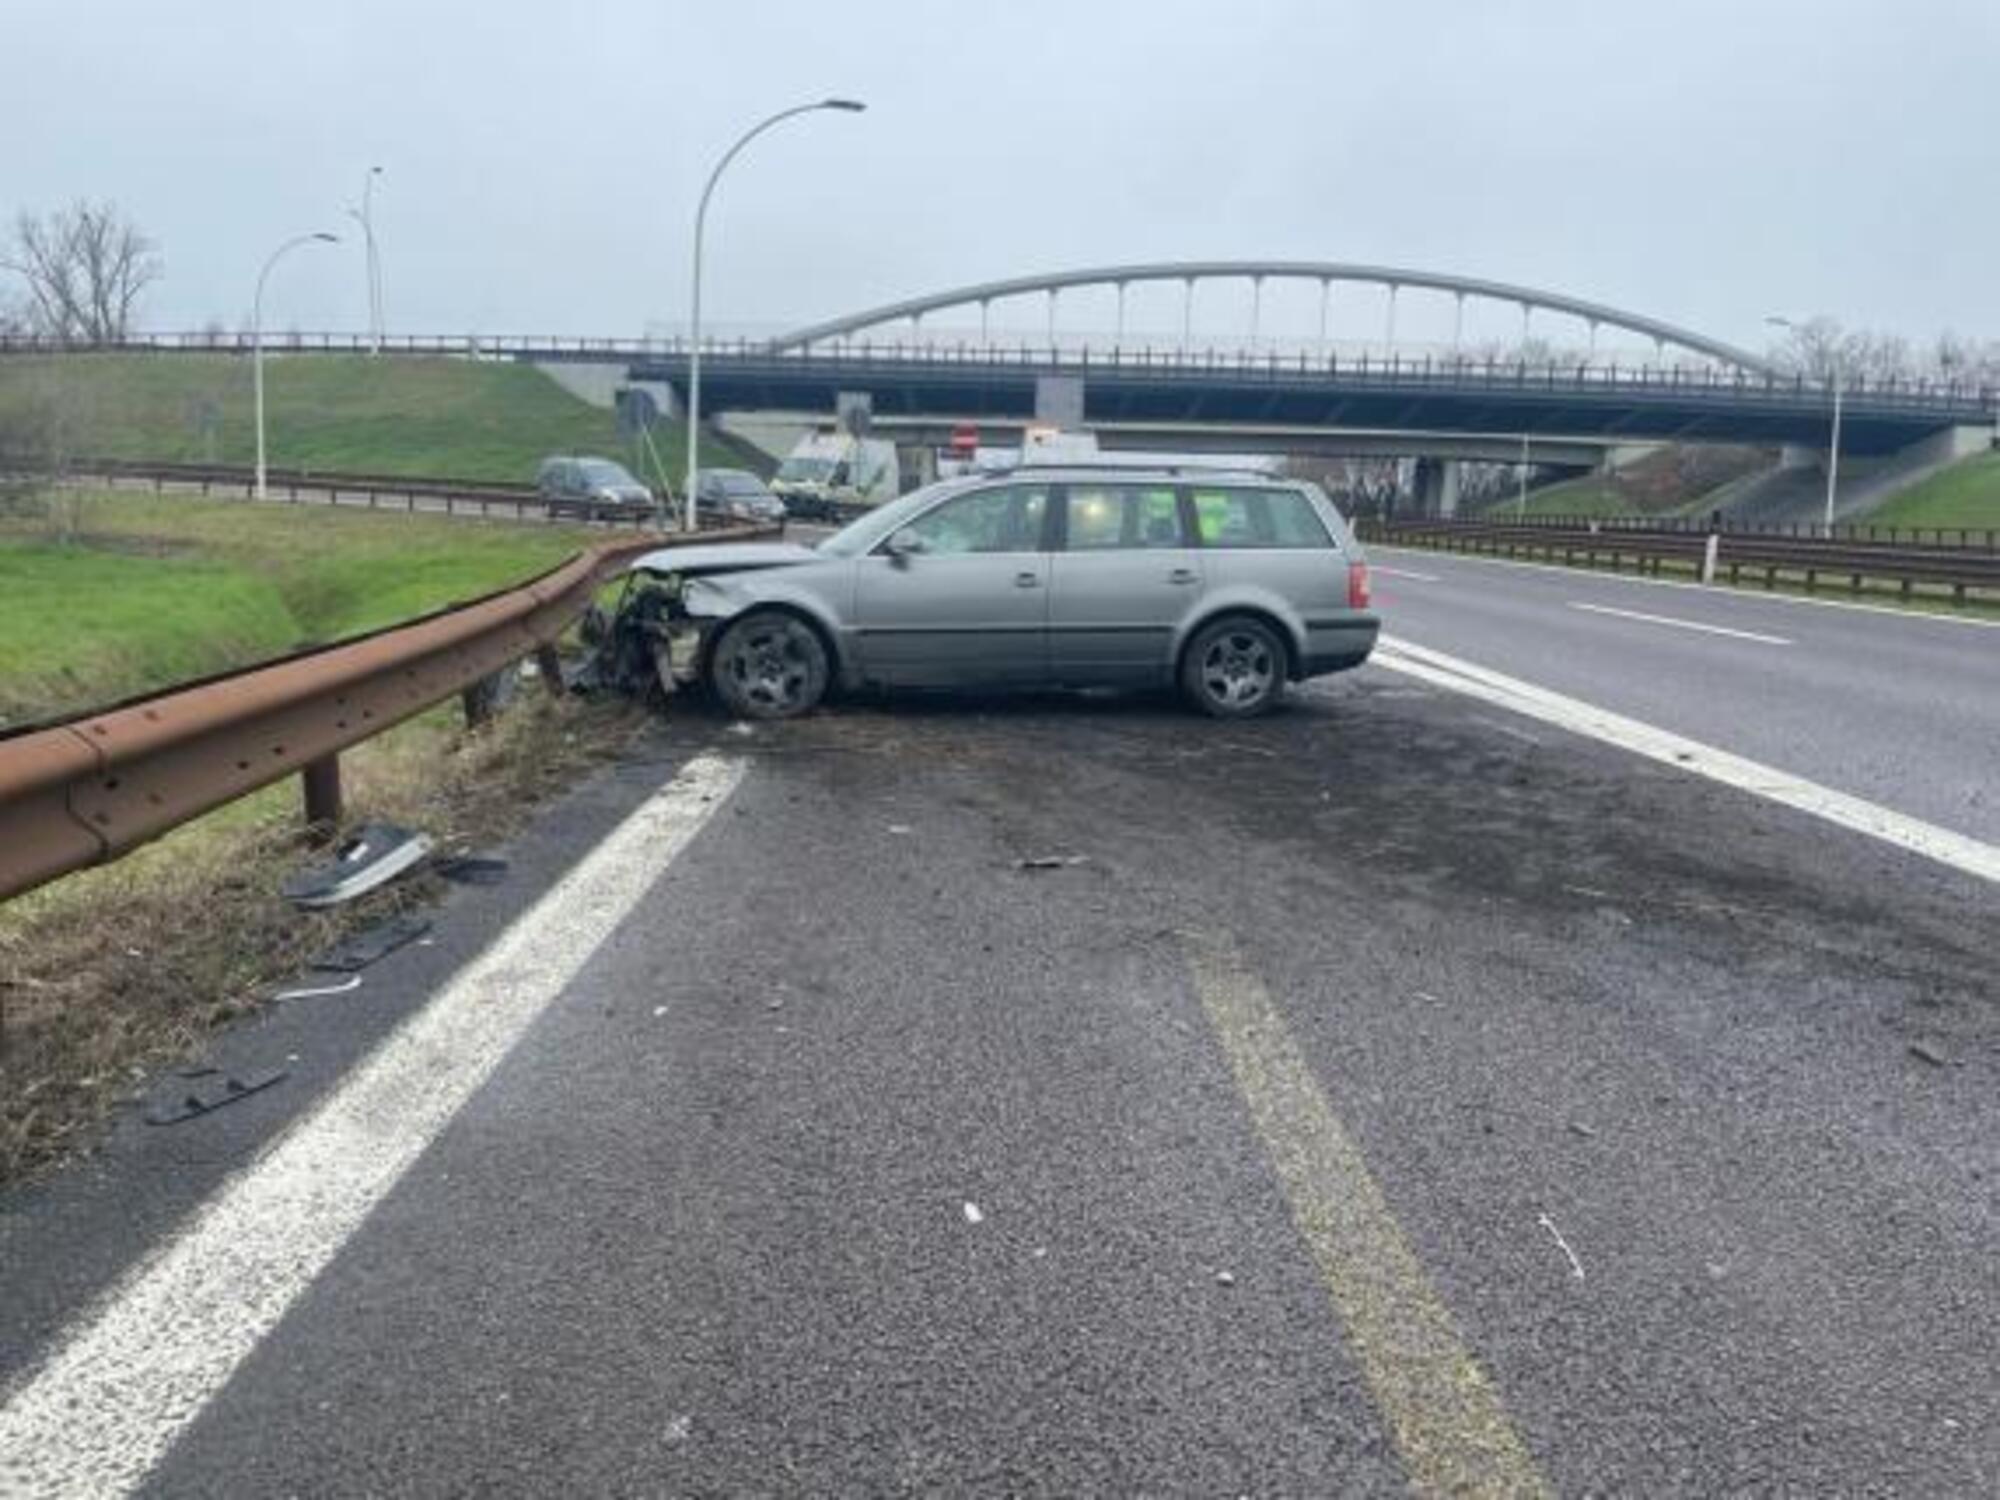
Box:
4;332;1995;414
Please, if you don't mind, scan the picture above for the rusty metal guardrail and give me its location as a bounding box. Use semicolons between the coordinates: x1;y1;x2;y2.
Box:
1361;518;2000;603
0;526;772;904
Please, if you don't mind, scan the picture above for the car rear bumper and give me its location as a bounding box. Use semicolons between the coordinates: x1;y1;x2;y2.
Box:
1298;614;1380;677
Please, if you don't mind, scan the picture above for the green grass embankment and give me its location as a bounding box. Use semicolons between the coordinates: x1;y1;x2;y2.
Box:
0;492;586;724
1864;451;2000;531
0;353;732;484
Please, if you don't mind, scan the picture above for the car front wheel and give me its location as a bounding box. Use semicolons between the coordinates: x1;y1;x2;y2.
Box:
709;611;829;720
1181;615;1287;718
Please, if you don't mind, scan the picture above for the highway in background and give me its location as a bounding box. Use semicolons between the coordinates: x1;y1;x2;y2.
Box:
2;557;1995;1495
1369;545;2000;844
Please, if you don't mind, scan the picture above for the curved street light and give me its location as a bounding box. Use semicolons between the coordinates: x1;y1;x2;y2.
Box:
346;165;385;353
685;98;865;532
1767;314;1843;536
254;232;339;499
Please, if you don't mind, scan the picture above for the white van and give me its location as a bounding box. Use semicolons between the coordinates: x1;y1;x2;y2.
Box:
770;433;901;519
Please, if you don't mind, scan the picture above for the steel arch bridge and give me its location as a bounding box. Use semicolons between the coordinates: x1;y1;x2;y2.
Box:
770;261;1775;376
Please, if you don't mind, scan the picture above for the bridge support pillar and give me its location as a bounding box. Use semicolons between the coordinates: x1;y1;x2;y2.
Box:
1035;375;1085;427
835;391;873;436
1414;457;1462;518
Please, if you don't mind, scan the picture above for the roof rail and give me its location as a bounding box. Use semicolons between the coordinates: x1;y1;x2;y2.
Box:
987;459;1286;480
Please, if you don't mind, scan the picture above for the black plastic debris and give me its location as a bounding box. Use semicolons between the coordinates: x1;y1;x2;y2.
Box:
1016;855;1086;871
147;1068;288;1126
312;913;432;972
282;823;433;908
432;855;510;886
573;583;679;705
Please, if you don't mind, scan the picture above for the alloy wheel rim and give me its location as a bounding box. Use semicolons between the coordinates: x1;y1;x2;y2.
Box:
1200;631;1274;707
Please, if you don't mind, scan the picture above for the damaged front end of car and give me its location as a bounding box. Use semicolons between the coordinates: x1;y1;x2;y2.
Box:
575;542;821;707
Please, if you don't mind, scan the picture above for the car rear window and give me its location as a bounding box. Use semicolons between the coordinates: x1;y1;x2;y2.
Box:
1189;486;1334;549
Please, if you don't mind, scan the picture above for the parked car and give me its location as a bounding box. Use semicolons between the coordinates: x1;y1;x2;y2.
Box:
694;468;788;529
622;468;1378;720
536;456;656;521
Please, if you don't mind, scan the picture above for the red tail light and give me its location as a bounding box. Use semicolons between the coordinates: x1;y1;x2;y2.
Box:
1347;560;1371;609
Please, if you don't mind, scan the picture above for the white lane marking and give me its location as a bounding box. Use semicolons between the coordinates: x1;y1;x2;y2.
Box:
0;753;747;1498
1371;544;2000;630
1371;565;1441;583
1372;637;2000;886
1567;601;1792;646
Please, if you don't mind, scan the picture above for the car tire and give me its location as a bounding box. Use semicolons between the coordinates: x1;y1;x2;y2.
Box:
709;611;830;720
1180;615;1288;719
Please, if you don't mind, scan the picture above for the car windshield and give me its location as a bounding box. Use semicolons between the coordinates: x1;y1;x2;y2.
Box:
776;457;836;482
718;474;768;495
812;486;947;557
578;460;636;486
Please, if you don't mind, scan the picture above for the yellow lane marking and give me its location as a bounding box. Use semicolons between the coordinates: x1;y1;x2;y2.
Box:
1186;932;1548;1498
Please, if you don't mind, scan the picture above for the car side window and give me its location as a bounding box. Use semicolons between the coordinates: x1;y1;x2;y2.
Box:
1189;486;1334;549
899;485;1049;555
1063;485;1184;550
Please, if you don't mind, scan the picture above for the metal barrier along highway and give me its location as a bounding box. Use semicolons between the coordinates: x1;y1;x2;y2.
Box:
1363;519;2000;602
0;526;772;904
61;458;646;525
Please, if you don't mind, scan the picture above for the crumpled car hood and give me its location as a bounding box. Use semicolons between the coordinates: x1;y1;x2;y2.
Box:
626;542;821;577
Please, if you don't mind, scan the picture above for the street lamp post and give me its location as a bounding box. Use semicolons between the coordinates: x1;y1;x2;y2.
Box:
346;166;385;354
254;232;339;500
1767;314;1845;535
685;99;864;532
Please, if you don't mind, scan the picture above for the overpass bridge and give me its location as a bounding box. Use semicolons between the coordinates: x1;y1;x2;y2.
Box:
6;260;1992;512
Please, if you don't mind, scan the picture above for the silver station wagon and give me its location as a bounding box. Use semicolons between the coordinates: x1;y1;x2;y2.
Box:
630;467;1379;719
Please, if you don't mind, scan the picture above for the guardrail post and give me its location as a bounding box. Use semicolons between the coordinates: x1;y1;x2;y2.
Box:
302;754;342;834
461;671;504;728
534;643;566;699
1700;533;1719;585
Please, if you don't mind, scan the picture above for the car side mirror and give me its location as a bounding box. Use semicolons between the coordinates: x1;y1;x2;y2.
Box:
885;528;926;563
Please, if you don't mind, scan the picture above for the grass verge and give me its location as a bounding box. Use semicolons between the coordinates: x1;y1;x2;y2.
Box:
0;688;648;1187
0;490;595;724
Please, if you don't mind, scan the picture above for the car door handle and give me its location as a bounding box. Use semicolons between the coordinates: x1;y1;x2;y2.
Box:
1168;568;1199;584
1015;571;1042;588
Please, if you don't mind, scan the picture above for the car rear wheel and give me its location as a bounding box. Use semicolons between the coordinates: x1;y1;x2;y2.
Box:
1181;615;1287;718
709;611;829;720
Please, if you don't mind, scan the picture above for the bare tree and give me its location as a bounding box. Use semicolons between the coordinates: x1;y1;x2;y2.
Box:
1;200;162;342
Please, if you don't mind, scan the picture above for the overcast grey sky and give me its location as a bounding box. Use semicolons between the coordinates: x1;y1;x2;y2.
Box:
6;0;1995;350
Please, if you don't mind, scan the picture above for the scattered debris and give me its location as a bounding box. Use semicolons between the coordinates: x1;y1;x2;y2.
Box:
963;1201;985;1225
272;975;363;1003
1215;1269;1236;1287
1908;1041;1948;1067
1016;855;1086;871
662;1414;692;1447
312;914;432;973
146;1068;288;1126
652;1005;669;1018
432;855;510;886
282;823;433;908
1537;1212;1586;1282
1568;1121;1598;1139
887;824;913;836
1561;884;1613;901
727;722;755;738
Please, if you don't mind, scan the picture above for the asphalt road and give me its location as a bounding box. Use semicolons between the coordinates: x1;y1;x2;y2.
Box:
1371;544;2000;843
2;564;1995;1495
